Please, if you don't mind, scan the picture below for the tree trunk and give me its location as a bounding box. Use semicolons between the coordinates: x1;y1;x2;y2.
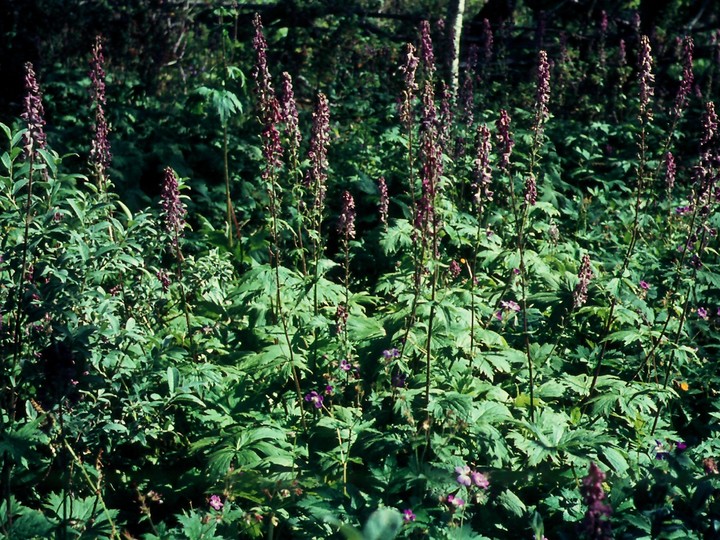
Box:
449;0;466;95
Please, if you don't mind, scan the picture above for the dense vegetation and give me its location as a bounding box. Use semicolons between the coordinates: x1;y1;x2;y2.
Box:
2;1;720;538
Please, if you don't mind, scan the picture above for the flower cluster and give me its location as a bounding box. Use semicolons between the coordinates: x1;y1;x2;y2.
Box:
579;462;612;540
665;151;676;194
160;167;186;247
416;77;441;239
573;254;593;309
398;43;419;131
89;35;112;185
672;36;694;120
305;93;331;213
637;35;654;122
496;299;521;321
524;172;537;207
378;176;389;227
21;62;47;160
337;191;356;240
533;50;551;136
455;465;490;489
496;109;514;174
280;71;301;158
472;124;493;211
419;20;435;79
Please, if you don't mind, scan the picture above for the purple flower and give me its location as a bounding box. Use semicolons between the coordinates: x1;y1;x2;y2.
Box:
471;471;490;489
573;254;593;309
455;465;472;486
392;371;407;388
209;494;224;511
383;348;400;360
161;167;186;248
500;300;521;312
280;72;302;157
638;35;655;122
89;36;112;186
449;260;461;278
304;391;323;409
473;124;493;210
21;62;47;160
524;172;537;207
337;191;356;240
534;50;551;135
665;152;676;194
324;385;334;395
419;20;436;79
697;307;708;319
676;441;687;452
398;43;419;131
672;36;694;120
496;109;514;173
339;359;353;372
378;176;389;227
639;280;650;290
336;304;348;334
447;494;465;508
157;270;171;291
402;508;416;522
579;463;612;539
305;93;331;213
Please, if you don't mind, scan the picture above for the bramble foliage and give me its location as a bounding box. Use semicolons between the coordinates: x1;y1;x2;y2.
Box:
2;3;720;540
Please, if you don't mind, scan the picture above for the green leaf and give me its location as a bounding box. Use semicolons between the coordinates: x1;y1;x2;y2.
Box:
498;489;526;517
168;366;179;394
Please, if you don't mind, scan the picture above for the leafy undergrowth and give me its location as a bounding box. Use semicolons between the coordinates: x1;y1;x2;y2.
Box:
2;6;720;540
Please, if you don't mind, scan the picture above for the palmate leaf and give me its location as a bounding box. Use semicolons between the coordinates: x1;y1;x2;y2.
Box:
0;418;49;467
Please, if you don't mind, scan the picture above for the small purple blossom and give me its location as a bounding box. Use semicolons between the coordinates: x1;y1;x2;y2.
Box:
402;508;416;522
304;391;324;409
676;441;687;452
324;385;334;395
447;494;465;508
639;280;650;290
383;348;400;360
455;465;472;487
501;300;521;312
209;495;224;511
392;371;407;388
339;359;353;372
697;307;709;319
471;471;490;489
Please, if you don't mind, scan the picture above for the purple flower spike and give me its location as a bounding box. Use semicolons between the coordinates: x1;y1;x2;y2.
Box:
21;62;47;160
337;191;356;240
638;35;655;122
378;176;389;227
573;254;593;309
161;167;186;248
579;462;612;539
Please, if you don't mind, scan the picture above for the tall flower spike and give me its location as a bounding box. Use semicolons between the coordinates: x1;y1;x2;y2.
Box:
378;176;389;227
419;20;436;80
161;167;186;248
398;43;419;131
638;35;654;122
573;254;593;309
252;14;283;177
337;191;356;240
579;462;613;540
305;93;331;212
89;35;112;185
21;62;47;160
280;72;301;158
534;50;551;137
665;152;676;195
473;124;493;210
496;109;514;174
524;173;537;206
672;36;694;120
416;79;441;237
481;18;493;64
